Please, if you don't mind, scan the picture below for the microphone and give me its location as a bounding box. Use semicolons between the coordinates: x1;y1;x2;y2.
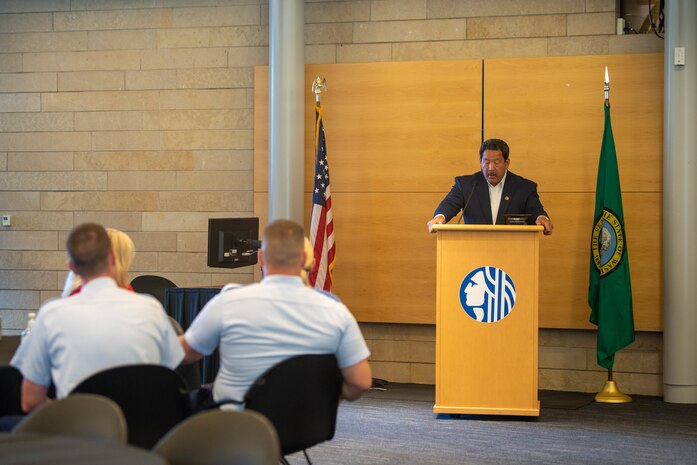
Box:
456;177;479;224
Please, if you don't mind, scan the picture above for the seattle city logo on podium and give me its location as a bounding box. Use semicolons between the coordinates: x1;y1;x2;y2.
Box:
459;266;517;323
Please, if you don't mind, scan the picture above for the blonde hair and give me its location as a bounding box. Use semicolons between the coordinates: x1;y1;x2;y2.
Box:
301;237;314;286
107;228;135;288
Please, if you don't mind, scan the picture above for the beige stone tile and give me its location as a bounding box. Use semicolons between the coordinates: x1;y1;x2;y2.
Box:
125;70;177;90
41;191;159;211
161;129;253;150
368;339;411;362
427;0;585;18
410;363;435;384
23;51;141;72
0;72;56;92
129;251;158;272
393;38;552;60
92;131;161;151
0;270;60;290
158;89;248;110
371;0;426;20
176;68;253;89
176;232;208;253
539;346;588;369
567;12;615;36
356;18;467;43
409;340;435;363
140;48;227;70
305;23;353;45
0;31;87;53
337;43;392;63
74;111;143;131
609;34;664;54
613;350;662;374
210;272;255;287
107;171;175;191
627;331;662;351
127;231;178;252
0;309;33;333
172;5;260;27
359;322;435;341
0;212;73;230
8;152;74;171
0;172;106;191
158;191;253;211
54;8;172;31
538;328;595;348
227;46;269;67
156;28;212;48
0;94;40;112
0;251;23;269
87;29;157;50
0;13;53;33
539;367;606;393
0;192;41;210
58;71;125;91
0;54;22;72
306;1;370;23
74;211;142;231
0;152;6;170
625;372;662;396
144;109;252;130
43;90;159;111
69;0;156;10
192;150;253;171
548;35;609;56
74;151;193;171
0;290;41;310
158;252;210;273
468;15;565;39
142;212;239;232
0;1;70;14
10;251;71;270
40;290;62;303
210;26;268;47
369;361;411;383
585;0;616;12
305;45;337;64
176;171;253;191
0;113;72;132
0;231;58;250
0;132;91;152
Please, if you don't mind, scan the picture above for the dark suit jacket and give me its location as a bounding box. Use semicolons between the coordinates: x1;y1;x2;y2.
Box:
434;171;548;225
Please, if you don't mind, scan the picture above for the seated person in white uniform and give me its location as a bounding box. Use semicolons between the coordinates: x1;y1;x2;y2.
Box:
11;222;184;413
179;219;372;409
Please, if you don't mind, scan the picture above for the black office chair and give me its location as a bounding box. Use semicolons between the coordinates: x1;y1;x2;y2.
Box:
130;275;177;306
70;364;191;449
0;366;23;416
243;354;343;465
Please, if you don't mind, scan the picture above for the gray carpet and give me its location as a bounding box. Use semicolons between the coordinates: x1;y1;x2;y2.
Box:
285;384;697;465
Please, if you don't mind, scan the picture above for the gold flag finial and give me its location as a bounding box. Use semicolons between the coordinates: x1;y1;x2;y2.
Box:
604;66;610;102
312;75;327;105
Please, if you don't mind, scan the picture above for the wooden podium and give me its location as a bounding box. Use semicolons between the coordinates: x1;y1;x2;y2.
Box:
432;224;542;416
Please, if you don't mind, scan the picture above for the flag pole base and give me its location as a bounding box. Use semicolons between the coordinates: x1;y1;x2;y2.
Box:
594;380;632;403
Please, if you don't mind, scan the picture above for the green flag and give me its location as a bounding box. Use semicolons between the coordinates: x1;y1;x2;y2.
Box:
588;101;635;370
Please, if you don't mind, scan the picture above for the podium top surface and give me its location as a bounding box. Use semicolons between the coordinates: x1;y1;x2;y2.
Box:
431;224;543;233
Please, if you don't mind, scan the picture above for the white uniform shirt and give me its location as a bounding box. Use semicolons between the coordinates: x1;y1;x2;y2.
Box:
11;277;184;398
184;274;370;403
487;170;507;224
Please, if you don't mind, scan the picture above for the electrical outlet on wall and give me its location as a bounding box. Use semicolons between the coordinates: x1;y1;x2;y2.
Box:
2;215;12;227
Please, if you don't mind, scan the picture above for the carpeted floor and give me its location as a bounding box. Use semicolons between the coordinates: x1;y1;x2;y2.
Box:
284;383;697;465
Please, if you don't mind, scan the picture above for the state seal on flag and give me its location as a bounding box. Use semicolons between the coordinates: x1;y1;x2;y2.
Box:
591;208;625;277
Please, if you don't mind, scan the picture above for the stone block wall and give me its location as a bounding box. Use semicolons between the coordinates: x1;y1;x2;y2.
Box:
0;0;664;394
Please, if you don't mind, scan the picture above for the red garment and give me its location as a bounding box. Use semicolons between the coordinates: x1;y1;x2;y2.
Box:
70;283;134;296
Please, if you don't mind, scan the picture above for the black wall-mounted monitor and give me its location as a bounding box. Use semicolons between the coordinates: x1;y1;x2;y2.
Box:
207;217;260;269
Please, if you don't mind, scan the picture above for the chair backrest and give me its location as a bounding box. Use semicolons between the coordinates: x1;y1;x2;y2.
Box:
130;275;177;306
12;394;127;443
167;316;202;390
70;364;191;449
153;409;280;465
0;366;23;416
243;354;343;456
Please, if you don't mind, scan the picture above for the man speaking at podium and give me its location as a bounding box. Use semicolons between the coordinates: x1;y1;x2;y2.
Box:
427;138;554;235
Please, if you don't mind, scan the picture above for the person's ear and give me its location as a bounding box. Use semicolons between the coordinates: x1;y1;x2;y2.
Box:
258;249;265;268
68;260;78;274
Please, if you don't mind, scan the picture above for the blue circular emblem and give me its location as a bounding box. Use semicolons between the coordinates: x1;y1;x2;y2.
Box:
591;208;625;277
459;266;516;323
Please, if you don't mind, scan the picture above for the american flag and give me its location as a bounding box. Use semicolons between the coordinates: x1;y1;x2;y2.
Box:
308;104;335;290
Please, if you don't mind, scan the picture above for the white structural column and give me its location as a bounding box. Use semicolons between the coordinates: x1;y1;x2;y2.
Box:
268;0;304;224
663;0;697;403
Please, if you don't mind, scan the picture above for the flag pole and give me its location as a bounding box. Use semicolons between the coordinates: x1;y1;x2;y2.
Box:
312;75;327;106
594;66;632;404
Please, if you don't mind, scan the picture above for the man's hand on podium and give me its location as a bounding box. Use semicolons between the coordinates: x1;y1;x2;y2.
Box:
536;215;554;235
427;215;445;233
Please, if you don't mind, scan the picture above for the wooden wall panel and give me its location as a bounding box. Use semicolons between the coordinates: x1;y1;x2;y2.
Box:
254;54;663;329
486;54;663;331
